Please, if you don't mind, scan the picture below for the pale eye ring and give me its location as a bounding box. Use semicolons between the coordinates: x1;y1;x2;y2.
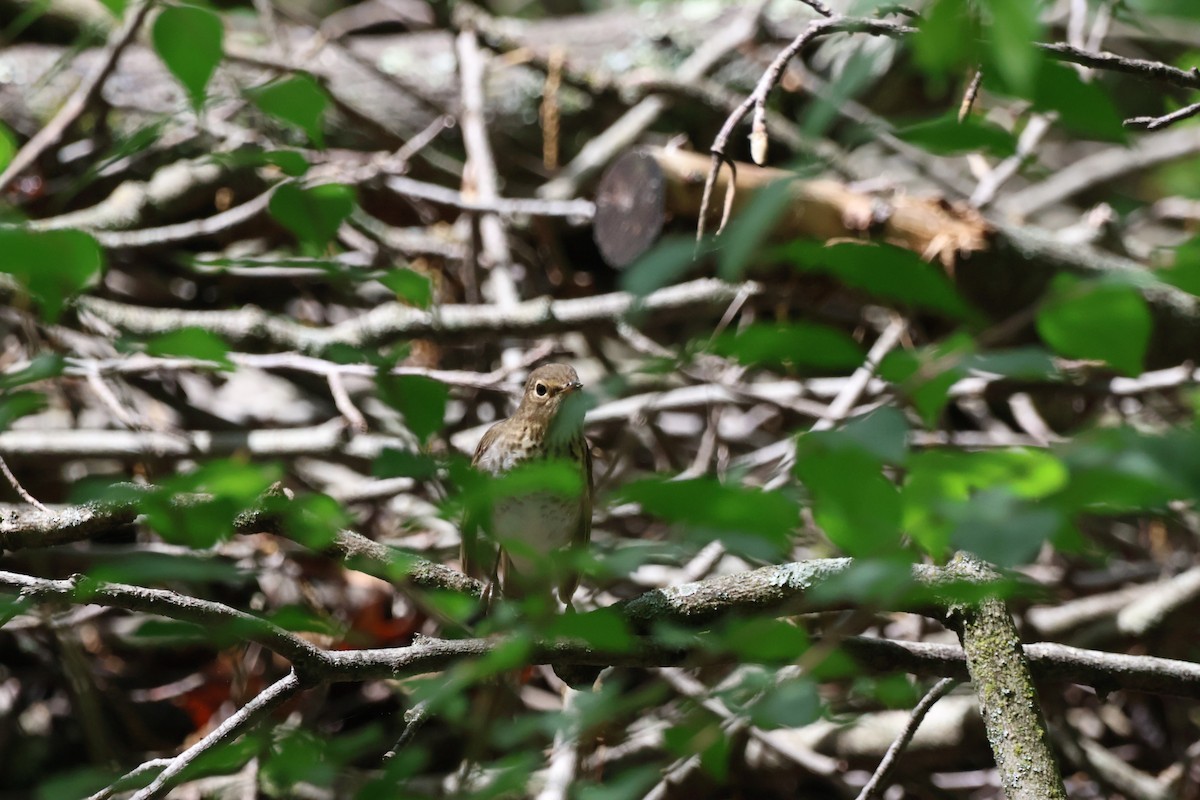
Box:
535;382;548;397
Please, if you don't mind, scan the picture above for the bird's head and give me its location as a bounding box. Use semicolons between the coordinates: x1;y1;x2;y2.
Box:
518;363;584;418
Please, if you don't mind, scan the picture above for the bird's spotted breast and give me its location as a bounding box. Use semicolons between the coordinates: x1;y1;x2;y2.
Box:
474;423;539;474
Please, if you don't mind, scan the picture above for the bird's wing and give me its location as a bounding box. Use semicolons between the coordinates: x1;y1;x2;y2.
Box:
471;421;503;468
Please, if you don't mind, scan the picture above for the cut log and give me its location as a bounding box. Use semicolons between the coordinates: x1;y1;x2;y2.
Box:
592;147;992;268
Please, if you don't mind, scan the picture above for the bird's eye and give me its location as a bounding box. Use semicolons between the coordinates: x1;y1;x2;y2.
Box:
535;383;548;397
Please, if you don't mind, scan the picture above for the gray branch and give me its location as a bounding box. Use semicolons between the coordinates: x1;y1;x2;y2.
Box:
75;278;761;351
947;554;1067;800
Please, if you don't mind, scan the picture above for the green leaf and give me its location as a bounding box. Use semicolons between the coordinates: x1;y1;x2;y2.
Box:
0;354;64;390
619;236;699;297
837;407;910;466
152;5;223;110
261;728;337;789
129;619;209;643
981;0;1042;96
809;556;919;607
855;674;921;709
718;617;809;662
379;267;433;308
748;678;821;729
268;183;355;250
717;177;792;281
374;448;438;479
618;478;798;559
1036;275;1150;375
961;347;1058;380
780;240;974;319
270;491;346;549
576;767;663;800
375;374;447;443
35;769;117;800
0;391;47;431
709;322;865;370
145;326;232;368
948;490;1062;567
0;122;15;172
794;441;902;557
802;48;877;137
212;147;310;177
141;460;281;547
912;0;980;80
897;113;1017;156
989;59;1127;142
548;608;635;651
903;449;1068;558
247;74;330;146
1159;236;1200;296
0;228;104;321
88;552;247;585
664;719;731;782
878;334;975;427
267;606;338;635
483;459;585;502
1057;427;1200;511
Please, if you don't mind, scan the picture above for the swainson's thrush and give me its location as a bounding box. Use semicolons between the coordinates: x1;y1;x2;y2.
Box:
461;364;599;688
462;363;591;605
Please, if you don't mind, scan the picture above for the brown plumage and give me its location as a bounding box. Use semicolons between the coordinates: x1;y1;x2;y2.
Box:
462;363;592;608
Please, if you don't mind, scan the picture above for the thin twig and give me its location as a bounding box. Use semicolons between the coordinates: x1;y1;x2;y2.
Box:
764;315;906;489
815;315;906;431
1125;101;1200;131
383;700;432;761
855;678;959;800
1039;42;1200;91
0;456;48;512
84;759;173;800
697;15;913;239
999;126;1200;216
541;0;767;201
797;0;834;17
127;671;304;800
393;114;457;165
0;0;153;194
456;27;519;309
386;176;594;218
327;371;367;433
657;667;842;777
971;115;1053;208
83;365;140;430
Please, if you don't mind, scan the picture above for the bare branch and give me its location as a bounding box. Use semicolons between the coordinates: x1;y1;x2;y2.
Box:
126;671;304;800
75;278;762;351
1126;100;1200;131
0;0;153;194
856;678;959;800
0;455;48;512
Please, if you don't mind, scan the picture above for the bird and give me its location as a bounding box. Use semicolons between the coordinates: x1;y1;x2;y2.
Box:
461;363;600;688
463;363;591;609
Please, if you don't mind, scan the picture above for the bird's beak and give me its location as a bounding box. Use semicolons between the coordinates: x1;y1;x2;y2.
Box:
568;381;583;392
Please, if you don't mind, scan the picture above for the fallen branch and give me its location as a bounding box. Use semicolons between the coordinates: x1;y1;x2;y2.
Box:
75;278;761;351
593;147;989;268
